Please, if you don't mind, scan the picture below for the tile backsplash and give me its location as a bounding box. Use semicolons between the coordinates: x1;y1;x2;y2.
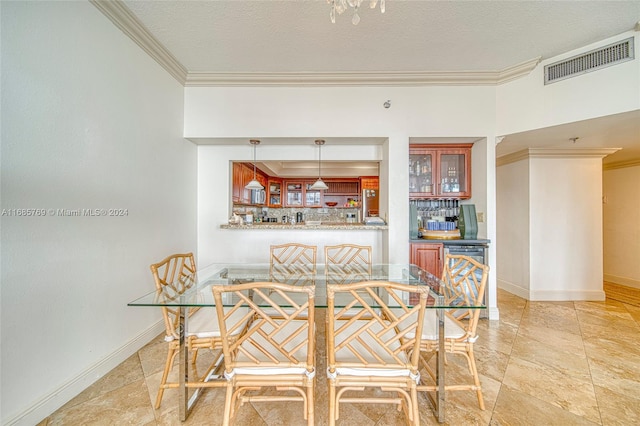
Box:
232;205;360;223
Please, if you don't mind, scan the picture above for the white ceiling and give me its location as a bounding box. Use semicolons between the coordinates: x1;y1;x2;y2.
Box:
118;1;640;166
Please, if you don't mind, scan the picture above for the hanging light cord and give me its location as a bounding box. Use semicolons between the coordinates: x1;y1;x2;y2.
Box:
253;143;257;179
318;143;322;179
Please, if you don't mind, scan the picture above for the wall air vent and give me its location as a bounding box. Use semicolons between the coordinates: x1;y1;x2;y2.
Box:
544;37;634;84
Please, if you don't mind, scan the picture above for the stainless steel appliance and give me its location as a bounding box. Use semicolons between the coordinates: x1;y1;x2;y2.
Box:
250;189;266;204
362;188;379;218
444;243;489;318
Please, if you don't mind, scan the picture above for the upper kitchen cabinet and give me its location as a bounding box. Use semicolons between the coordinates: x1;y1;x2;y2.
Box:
283;180;324;207
360;176;379;190
409;144;472;199
322;178;360;208
232;162;268;205
232;162;243;203
267;178;282;207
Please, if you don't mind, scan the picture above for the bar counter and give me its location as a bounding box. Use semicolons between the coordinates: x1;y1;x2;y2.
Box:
220;222;388;230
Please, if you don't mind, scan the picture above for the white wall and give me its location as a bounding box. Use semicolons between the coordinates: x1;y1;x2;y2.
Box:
186;85;498;317
497;152;606;301
496;158;531;299
529;156;605;300
603;164;640;288
496;31;640;137
1;2;196;424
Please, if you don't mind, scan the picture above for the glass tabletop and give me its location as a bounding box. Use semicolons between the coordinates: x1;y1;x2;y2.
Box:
128;263;484;310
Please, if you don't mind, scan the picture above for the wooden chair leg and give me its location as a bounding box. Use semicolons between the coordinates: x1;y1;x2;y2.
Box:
468;347;485;410
328;381;337;426
307;382;314;426
155;346;177;409
222;383;234;426
410;386;420;426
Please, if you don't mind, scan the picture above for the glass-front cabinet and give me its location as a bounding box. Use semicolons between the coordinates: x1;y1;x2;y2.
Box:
285;182;303;206
305;183;322;207
284;181;324;207
409;144;472;199
268;179;282;207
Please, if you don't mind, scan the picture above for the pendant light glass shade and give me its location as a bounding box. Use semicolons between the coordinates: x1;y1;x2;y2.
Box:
310;139;329;190
310;178;329;190
245;139;264;190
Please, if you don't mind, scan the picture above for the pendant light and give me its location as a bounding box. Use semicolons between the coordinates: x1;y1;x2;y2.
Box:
244;139;264;190
310;139;329;190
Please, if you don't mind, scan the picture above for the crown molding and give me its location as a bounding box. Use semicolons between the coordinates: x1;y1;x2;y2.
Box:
184;56;539;87
496;57;541;84
603;158;640;170
93;1;539;87
497;148;621;166
90;0;187;84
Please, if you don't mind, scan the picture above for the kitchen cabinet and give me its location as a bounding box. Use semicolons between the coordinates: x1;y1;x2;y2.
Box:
232;162;243;202
232;162;268;205
284;180;324;207
409;144;472;199
268;179;282;207
410;242;443;278
284;181;305;207
322;178;360;207
241;164;255;204
360;176;379;190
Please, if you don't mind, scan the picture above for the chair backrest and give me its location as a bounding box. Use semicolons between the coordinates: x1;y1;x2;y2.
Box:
150;253;197;340
270;243;317;284
441;254;489;337
326;281;429;373
212;281;315;374
324;244;372;284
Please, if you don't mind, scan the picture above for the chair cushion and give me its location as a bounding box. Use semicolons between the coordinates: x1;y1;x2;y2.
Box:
233;366;310;376
394;309;467;340
334;367;413;378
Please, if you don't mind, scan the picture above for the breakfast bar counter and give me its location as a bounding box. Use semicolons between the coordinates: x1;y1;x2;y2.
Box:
221;223;388;230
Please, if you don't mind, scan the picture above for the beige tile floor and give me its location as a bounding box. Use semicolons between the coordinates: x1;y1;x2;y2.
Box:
41;288;640;425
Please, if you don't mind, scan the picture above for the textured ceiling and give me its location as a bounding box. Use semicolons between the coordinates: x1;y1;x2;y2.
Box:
118;1;640;165
124;1;639;73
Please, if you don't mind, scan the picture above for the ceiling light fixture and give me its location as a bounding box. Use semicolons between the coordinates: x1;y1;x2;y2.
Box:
328;0;385;25
310;139;329;191
244;139;264;190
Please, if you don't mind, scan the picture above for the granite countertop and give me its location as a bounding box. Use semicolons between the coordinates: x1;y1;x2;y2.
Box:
410;238;490;245
221;222;388;230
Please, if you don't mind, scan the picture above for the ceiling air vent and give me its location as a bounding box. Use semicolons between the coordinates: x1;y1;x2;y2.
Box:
544;37;634;84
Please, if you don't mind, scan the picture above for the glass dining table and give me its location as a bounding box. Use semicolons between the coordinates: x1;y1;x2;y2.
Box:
128;262;481;423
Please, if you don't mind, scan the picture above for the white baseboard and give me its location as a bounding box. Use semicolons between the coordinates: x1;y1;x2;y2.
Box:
604;274;640;290
529;289;606;301
497;279;530;300
488;306;500;321
5;320;164;426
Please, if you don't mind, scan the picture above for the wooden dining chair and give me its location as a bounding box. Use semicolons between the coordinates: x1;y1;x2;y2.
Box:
270;243;317;285
326;281;430;426
416;254;490;410
212;281;316;426
149;253;225;409
324;244;372;284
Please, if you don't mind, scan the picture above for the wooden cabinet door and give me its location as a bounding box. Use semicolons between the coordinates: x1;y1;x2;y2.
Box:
360;176;379;190
436;147;472;198
409;144;472;199
268;179;282;207
232;162;242;202
410;243;443;278
284;181;303;207
242;164;254;203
